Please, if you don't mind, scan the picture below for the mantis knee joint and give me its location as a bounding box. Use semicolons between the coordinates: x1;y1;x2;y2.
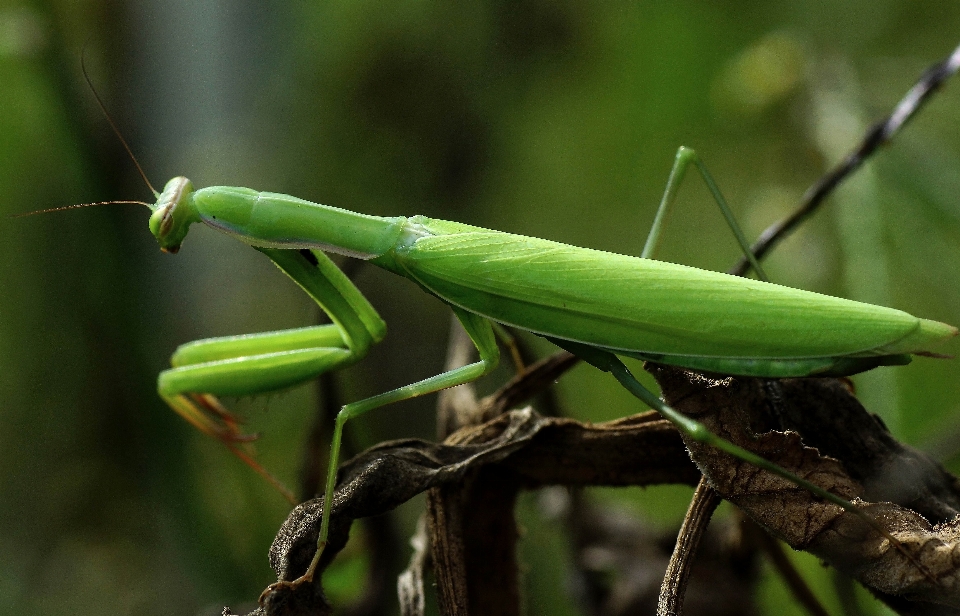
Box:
685;421;711;443
676;145;698;163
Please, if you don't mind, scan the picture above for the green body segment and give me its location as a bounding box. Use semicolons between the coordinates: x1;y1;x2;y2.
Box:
161;346;353;397
373;216;954;376
157;247;386;401
192;186;407;260
171;325;347;366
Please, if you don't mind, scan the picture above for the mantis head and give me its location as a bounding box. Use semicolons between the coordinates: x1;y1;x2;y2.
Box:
149;177;201;253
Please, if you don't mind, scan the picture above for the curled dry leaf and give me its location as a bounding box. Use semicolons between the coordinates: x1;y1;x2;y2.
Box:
229;360;960;616
647;364;960;612
232;407;696;615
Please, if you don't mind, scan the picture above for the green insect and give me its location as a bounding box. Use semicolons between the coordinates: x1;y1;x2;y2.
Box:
138;144;956;587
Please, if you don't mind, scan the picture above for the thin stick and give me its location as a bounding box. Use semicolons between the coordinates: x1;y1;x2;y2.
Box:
831;570;865;616
398;515;431;616
657;476;722;616
299;371;338;501
751;524;831;616
437;315;480;439
729;41;960;277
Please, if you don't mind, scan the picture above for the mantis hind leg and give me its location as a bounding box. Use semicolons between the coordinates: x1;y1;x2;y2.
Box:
549;338;928;578
643;146;769;282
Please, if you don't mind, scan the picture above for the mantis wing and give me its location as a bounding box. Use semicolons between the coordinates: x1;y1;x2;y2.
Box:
388;220;954;362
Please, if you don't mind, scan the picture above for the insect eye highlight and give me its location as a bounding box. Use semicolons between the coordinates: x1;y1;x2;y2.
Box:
159;203;175;236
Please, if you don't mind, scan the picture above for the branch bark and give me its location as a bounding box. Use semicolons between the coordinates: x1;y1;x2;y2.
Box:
648;364;960;613
231;363;960;616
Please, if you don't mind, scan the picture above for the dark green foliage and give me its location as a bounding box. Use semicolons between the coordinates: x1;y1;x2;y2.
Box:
3;2;960;614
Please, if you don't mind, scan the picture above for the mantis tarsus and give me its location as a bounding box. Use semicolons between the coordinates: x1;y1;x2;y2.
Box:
133;143;957;588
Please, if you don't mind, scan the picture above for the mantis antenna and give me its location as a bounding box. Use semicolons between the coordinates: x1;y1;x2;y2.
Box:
81;46;158;197
14;50;157;218
12;201;152;218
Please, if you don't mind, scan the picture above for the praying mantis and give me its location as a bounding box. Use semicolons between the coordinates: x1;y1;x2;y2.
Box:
135;144;955;588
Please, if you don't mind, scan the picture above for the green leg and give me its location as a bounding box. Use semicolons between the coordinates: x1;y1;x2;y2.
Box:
643;146;769;282
549;338;919;565
158;248;387;503
606;357;854;509
159;325;355;439
606;353;926;570
293;307;500;585
161;326;360;504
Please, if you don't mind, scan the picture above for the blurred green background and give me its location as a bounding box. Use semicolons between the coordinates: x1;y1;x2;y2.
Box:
3;1;960;614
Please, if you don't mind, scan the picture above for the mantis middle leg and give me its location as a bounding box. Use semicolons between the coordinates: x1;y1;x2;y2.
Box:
283;306;500;586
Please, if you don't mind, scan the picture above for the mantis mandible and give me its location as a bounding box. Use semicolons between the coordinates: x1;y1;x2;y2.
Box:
135;144;956;588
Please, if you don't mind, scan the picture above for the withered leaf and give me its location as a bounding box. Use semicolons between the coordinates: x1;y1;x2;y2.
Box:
232;407;695;615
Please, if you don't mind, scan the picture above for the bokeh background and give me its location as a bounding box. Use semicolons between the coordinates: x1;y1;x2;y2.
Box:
3;1;960;614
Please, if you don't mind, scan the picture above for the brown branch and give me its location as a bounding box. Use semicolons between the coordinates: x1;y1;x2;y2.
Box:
657;477;722;616
429;465;522;615
747;522;831;616
475;349;578;420
229;356;960;615
429;315;522;616
237;408;696;616
397;516;430;616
